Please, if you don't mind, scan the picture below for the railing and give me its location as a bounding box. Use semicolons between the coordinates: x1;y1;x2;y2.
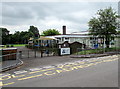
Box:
19;48;59;59
76;47;120;55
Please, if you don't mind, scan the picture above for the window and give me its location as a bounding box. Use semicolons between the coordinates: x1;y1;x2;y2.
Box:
65;38;69;41
57;38;61;41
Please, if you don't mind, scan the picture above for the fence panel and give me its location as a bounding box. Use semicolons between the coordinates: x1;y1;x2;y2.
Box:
19;48;59;59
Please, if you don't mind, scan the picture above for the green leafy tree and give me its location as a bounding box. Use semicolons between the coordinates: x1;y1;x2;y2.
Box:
19;31;29;44
9;31;30;44
28;26;40;38
117;31;120;34
88;7;119;48
42;29;61;36
0;28;10;45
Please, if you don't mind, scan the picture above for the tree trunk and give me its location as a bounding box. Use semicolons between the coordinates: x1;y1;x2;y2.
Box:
105;36;110;48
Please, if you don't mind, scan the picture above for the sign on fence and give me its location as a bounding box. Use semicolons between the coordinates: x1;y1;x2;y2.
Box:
60;48;70;55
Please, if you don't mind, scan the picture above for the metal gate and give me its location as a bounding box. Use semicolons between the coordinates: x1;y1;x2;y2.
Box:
19;48;59;59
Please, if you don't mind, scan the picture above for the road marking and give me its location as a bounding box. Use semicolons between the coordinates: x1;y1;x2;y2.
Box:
0;73;11;77
29;68;43;71
0;75;11;80
29;68;55;74
11;74;25;78
43;66;55;69
56;69;65;73
0;82;2;86
14;70;28;74
1;82;15;86
44;71;56;75
18;74;43;81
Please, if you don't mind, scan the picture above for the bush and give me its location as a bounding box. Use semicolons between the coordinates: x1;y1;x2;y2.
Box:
76;47;120;55
11;44;14;47
6;45;9;48
25;44;29;48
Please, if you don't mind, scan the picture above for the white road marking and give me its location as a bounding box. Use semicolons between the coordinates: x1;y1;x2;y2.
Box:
43;66;55;69
29;68;43;71
14;70;27;74
0;73;11;77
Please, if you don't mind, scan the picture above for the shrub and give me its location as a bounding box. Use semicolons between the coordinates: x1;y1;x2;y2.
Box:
25;44;29;48
6;45;9;48
11;44;14;47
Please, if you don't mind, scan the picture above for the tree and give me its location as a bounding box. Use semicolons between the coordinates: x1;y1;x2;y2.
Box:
28;26;40;38
42;29;61;36
0;28;10;45
20;31;29;44
117;31;120;34
88;7;119;48
0;26;40;44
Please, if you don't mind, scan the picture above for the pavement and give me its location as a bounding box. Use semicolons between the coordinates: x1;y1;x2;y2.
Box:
0;47;28;72
70;54;109;58
0;59;23;72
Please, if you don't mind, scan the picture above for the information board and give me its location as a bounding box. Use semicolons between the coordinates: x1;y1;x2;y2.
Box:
60;48;70;55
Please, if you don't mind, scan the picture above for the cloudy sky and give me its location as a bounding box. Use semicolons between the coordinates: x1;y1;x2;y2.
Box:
1;1;118;34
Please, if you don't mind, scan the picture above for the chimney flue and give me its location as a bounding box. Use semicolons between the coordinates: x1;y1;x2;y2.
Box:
63;26;66;35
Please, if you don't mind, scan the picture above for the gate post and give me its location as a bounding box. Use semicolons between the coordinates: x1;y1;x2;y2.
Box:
19;51;22;59
41;50;43;58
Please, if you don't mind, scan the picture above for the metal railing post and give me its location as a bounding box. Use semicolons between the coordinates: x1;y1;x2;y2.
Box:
41;50;43;58
19;51;22;59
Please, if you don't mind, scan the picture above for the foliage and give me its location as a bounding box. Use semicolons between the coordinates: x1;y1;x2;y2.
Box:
0;25;40;45
9;31;30;44
117;31;120;34
0;28;10;45
42;29;61;36
88;7;119;48
28;26;40;38
76;47;120;55
13;44;26;47
6;44;10;48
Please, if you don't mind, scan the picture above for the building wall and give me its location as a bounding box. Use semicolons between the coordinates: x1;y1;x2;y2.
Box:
115;37;120;48
56;37;93;48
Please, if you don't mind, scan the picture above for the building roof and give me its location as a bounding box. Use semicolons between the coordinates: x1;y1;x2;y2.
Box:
46;34;91;38
71;31;89;35
37;37;56;40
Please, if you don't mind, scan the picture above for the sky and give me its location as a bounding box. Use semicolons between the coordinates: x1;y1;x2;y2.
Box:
1;1;119;34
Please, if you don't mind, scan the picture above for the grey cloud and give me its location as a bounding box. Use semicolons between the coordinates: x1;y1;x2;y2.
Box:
1;2;118;33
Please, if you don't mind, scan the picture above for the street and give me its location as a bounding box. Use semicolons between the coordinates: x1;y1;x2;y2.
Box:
0;55;119;87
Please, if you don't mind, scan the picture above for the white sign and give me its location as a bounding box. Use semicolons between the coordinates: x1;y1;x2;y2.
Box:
60;48;70;55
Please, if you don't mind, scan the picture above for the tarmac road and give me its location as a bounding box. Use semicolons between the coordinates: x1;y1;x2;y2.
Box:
1;55;119;87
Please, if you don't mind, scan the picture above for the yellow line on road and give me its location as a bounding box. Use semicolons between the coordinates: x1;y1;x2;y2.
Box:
0;82;15;86
0;82;2;86
18;74;43;81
